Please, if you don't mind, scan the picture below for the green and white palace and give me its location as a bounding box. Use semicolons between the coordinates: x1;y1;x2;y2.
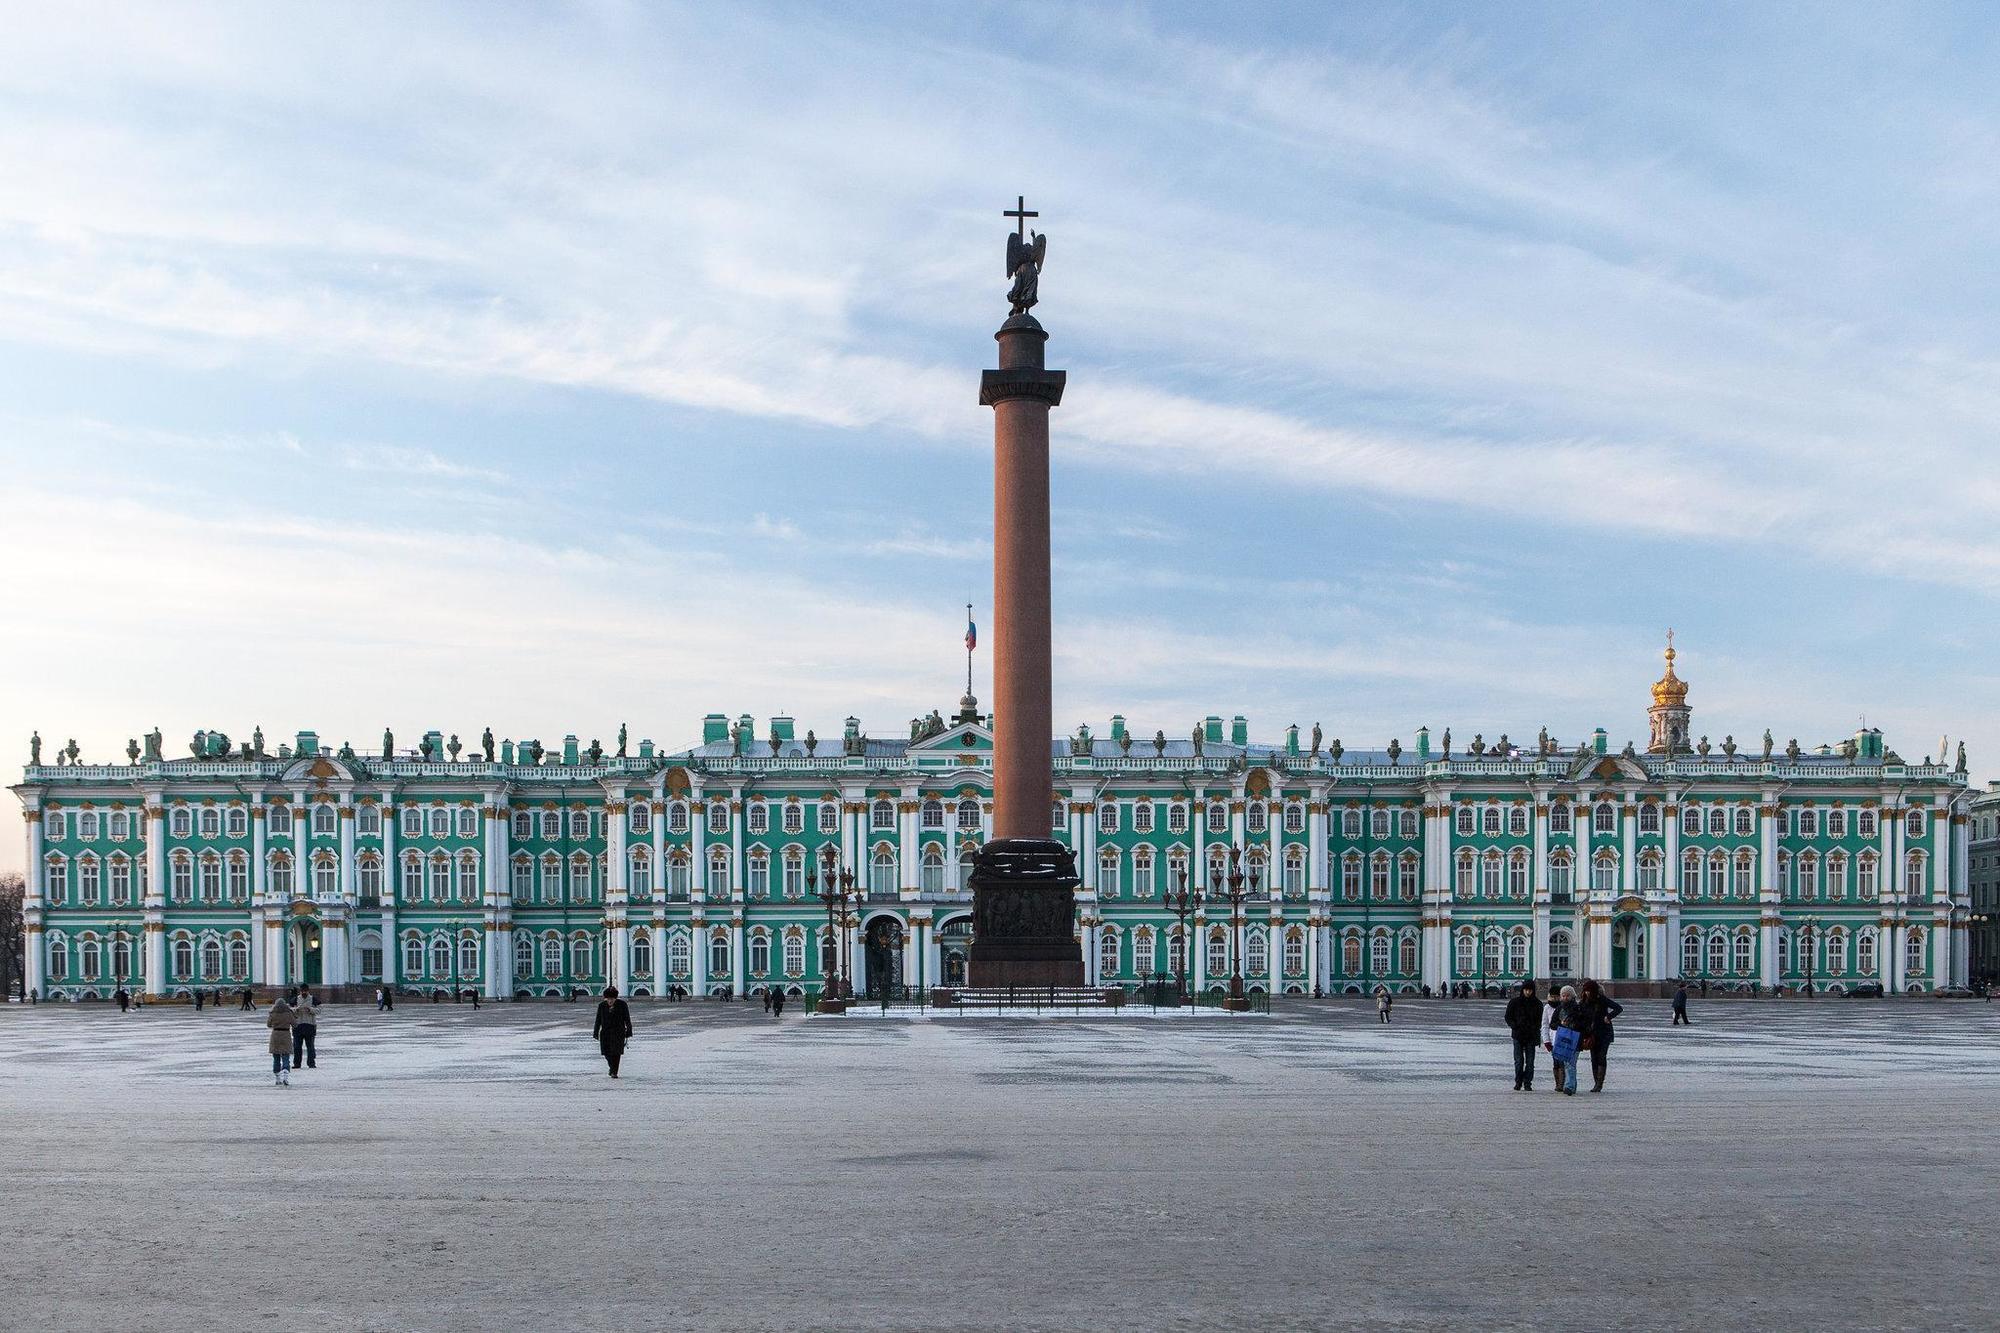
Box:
10;643;1977;1002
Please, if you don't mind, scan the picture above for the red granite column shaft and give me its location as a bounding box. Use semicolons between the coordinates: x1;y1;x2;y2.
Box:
991;324;1053;841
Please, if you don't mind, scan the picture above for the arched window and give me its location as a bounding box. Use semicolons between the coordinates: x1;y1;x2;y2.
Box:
1826;852;1848;899
1399;853;1420;900
1549;852;1573;900
1905;808;1925;840
1857;929;1877;975
403;935;424;978
1454;933;1476;975
1342;851;1363;901
1097;848;1119;896
1509;805;1529;836
1507;932;1529;975
629;847;652;896
818;801;840;834
268;805;292;836
109;855;131;905
572;852;594;900
921;799;944;829
1635;851;1658;894
1681;850;1701;896
1482;805;1502;838
1549;803;1572;835
229;936;249;977
515;932;535;977
570;809;592;842
312;805;335;836
1170;927;1189;977
1102;802;1124;835
1167;803;1189;835
746;851;770;898
78;856;100;906
1733;850;1754;898
457;853;480;900
574;934;596;979
783;930;806;977
957;799;982;831
431;936;451;976
429;807;450;839
1857;808;1878;839
1733;930;1754;974
1594;803;1617;834
110;811;130;841
1245;929;1267;977
1706;807;1727;837
871;799;896;830
1283;846;1305;896
707;933;729;978
201;937;222;979
749;931;770;976
356;804;379;836
76;938;100;980
1135;847;1158;898
631;802;652;835
1509;850;1530;898
1284;802;1304;834
1638;804;1660;835
1399;809;1419;839
667;802;689;834
1283;929;1305;978
1370;933;1391;977
1399;932;1419;976
229;854;249;900
1706;930;1728;975
919;847;945;894
541;854;563;900
1339;933;1361;976
783;847;806;898
169;853;191;902
538;809;559;840
542;935;563;978
707;849;731;897
428;855;450;901
1481;851;1502;898
747;802;769;835
870;845;897;896
1681;928;1701;976
1905;926;1925;977
454;934;477;979
1454;850;1475;897
172;936;193;978
1798;808;1818;838
1904;851;1927;897
1099;928;1120;979
1482;932;1503;977
1207;927;1229;979
1824;928;1848;974
1591;852;1617;895
268;853;293;897
667;854;690;898
1454;806;1474;836
1858;852;1879;896
1706;851;1727;898
1681;805;1701;837
455;807;479;839
1548;929;1573;976
200;808;219;838
315;855;337;898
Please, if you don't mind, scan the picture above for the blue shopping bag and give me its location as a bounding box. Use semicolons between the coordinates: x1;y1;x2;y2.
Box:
1551;1027;1581;1063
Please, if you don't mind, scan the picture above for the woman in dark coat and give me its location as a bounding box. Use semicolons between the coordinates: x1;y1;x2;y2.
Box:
1577;979;1625;1093
592;985;633;1078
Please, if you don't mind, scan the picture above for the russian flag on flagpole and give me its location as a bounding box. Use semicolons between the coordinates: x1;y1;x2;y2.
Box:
965;616;977;652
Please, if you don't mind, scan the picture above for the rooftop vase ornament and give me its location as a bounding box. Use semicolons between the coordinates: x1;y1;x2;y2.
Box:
1471;734;1486;756
804;730;817;757
1153;730;1166;756
1119;730;1132;756
125;738;139;764
419;737;434;761
65;739;80;766
447;734;462;762
1330;739;1344;765
587;739;603;766
1786;738;1801;761
1698;736;1711;756
1388;738;1401;764
1723;734;1737;758
1496;733;1510;755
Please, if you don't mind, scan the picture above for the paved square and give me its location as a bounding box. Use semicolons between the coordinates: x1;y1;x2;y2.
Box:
5;998;1996;1331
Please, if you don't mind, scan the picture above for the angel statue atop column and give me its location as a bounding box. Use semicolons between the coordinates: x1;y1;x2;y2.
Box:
1007;227;1046;315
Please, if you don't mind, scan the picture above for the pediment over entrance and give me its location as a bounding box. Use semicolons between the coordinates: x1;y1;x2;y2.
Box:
280;754;356;786
910;722;992;753
1564;751;1648;783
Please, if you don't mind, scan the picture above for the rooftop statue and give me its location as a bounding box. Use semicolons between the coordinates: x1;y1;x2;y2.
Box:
617;723;628;759
1191;725;1203;757
382;727;394;760
1762;729;1773;759
1310;723;1322;755
804;729;818;757
29;731;40;765
144;728;162;762
483;728;495;762
251;726;265;758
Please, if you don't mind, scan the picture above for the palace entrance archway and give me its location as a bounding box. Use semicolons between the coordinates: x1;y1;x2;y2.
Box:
864;918;904;999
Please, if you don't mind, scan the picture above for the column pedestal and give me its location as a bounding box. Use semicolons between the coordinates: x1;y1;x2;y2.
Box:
968;839;1084;987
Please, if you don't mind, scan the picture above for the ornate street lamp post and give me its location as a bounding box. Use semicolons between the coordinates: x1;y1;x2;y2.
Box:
1223;843;1251;1011
1165;862;1202;1006
811;845;845;1013
1801;914;1821;997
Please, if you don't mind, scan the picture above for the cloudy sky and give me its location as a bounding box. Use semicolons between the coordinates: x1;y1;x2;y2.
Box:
4;3;1997;868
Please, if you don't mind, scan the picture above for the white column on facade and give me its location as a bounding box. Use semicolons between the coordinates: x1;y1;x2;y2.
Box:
1932;805;1952;988
1620;795;1637;898
1950;805;1971;986
1078;787;1098;892
248;805;268;986
605;797;630;996
379;800;398;988
848;914;865;996
1308;793;1329;895
731;911;746;999
1880;801;1900;990
1191;793;1207;894
489;796;512;999
1570;803;1590;977
1531;798;1551;981
22;808;45;997
899;787;919;895
688;787;708;901
728;790;747;997
1192;907;1207;992
143;801;167;996
691;912;708;996
338;798;357;905
1755;793;1780;989
925;918;942;991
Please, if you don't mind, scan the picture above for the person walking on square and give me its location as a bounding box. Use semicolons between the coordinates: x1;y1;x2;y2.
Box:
593;985;633;1078
266;997;296;1087
193;989;203;1013
772;988;787;1018
241;985;255;1011
115;987;130;1013
1672;982;1691;1025
1578;979;1624;1092
1376;989;1392;1023
291;991;319;1070
1504;980;1542;1090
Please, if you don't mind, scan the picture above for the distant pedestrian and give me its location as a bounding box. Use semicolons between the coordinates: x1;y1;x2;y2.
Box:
193;990;204;1013
772;989;787;1018
374;986;385;1012
1549;985;1585;1095
1577;980;1623;1093
241;986;255;1011
469;989;481;1010
1376;990;1392;1023
267;998;296;1086
383;987;394;1012
763;987;774;1015
1672;983;1691;1026
1504;980;1541;1091
115;987;130;1013
593;985;633;1078
291;992;319;1070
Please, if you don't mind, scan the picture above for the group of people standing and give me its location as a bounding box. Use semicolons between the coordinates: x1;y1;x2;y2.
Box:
1504;979;1625;1095
263;989;321;1086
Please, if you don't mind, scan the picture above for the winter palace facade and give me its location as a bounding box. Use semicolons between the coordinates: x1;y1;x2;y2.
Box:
11;645;1978;1002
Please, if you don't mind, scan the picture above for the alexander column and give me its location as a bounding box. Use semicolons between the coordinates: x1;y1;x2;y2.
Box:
967;197;1086;989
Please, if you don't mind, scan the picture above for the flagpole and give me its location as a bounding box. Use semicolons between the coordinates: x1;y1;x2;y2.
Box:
966;601;974;696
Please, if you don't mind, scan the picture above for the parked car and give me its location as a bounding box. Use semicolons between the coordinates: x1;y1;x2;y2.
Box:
1843;981;1885;998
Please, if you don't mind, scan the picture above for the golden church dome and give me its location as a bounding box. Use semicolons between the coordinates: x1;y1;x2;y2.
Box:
1651;632;1688;706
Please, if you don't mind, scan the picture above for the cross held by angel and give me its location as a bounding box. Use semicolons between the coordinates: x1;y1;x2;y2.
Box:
1004;194;1046;315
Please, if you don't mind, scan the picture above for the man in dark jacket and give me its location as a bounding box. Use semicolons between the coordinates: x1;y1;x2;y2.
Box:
1672;983;1690;1025
1578;979;1625;1092
593;985;634;1078
1503;980;1542;1090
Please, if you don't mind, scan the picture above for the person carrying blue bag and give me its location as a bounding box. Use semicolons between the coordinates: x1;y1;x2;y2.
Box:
1548;985;1585;1095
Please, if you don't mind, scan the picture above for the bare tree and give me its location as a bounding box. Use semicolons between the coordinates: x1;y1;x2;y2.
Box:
0;873;22;1001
